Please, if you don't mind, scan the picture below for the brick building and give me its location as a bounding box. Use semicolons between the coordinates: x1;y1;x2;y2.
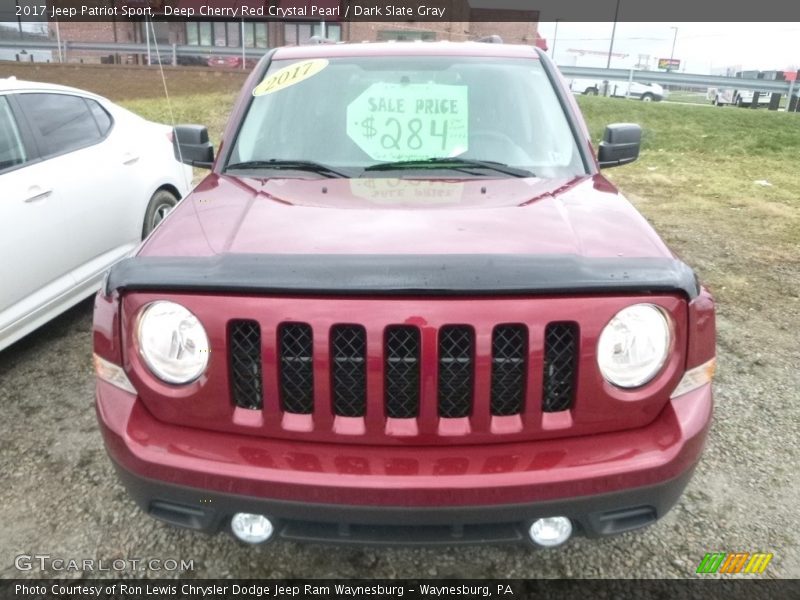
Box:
46;1;543;64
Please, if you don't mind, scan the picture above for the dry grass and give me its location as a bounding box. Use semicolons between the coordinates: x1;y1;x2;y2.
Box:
122;92;237;143
579;97;799;312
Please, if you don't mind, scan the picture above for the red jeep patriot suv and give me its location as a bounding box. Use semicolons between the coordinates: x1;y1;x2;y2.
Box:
94;41;715;547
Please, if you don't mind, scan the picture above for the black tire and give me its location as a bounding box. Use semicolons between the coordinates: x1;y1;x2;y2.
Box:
583;87;599;96
641;93;655;102
142;189;179;239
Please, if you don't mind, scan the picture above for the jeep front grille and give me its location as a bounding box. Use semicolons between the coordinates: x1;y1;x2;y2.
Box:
437;326;474;418
229;320;578;425
279;323;314;414
490;324;528;416
542;322;579;412
331;325;367;417
385;326;421;419
229;320;262;410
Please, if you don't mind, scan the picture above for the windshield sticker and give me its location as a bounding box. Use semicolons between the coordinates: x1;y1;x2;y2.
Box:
253;59;329;96
346;83;468;162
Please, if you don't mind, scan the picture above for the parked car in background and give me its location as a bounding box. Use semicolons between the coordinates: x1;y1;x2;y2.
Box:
207;55;258;69
570;78;666;101
707;70;779;107
0;77;193;352
147;54;209;67
707;87;772;107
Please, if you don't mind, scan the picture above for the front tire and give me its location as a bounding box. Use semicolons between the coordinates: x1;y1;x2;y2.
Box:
583;87;599;96
142;189;179;239
641;93;655;102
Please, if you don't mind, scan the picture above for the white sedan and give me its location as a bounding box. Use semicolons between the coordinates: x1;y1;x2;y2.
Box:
0;77;192;352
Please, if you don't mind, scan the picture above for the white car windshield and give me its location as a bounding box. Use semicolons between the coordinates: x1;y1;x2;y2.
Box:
227;55;586;179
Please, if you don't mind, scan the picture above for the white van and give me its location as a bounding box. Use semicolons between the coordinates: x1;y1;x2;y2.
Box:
570;78;665;102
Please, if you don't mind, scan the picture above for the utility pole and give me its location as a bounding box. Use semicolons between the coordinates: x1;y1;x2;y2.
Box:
606;0;620;69
551;19;561;61
604;0;621;96
668;26;678;71
15;0;23;39
666;26;679;92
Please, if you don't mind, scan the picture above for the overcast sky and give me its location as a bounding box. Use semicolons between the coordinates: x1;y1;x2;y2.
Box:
2;17;799;74
536;22;800;74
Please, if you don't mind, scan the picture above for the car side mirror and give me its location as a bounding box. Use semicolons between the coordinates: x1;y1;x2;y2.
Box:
597;123;641;169
173;125;214;169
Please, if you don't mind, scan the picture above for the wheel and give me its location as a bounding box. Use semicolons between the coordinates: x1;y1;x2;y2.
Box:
584;87;599;96
142;189;179;238
641;93;655;102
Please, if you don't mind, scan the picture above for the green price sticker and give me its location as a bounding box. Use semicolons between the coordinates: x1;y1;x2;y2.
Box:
346;83;469;162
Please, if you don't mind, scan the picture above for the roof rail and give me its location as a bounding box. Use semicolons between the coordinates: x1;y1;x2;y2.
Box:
476;35;504;44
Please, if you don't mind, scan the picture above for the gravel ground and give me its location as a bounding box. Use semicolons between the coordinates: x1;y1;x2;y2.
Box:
1;286;798;579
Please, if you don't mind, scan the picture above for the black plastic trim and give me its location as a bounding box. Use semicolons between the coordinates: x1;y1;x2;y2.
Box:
217;48;278;172
105;254;700;299
111;459;697;546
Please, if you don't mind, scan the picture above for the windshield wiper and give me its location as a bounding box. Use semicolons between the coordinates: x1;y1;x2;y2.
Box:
363;158;534;178
225;159;347;178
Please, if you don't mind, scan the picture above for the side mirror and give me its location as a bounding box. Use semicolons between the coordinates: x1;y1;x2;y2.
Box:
597;123;641;169
173;125;214;169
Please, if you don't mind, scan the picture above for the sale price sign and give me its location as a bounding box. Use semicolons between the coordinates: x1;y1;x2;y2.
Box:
347;83;469;162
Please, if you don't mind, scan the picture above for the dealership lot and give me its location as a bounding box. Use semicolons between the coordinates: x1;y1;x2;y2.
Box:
0;66;798;578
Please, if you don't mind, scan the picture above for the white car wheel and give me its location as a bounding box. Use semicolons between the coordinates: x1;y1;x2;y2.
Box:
142;189;179;238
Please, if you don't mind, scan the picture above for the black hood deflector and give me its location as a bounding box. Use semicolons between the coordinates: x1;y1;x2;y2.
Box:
105;254;699;299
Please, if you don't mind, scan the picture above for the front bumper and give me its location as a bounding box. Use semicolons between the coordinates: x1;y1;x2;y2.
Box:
97;381;712;545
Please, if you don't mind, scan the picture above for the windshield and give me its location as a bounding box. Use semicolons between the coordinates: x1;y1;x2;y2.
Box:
227;55;586;179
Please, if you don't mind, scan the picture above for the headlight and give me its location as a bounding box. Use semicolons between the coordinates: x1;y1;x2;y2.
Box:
597;304;671;388
137;301;209;384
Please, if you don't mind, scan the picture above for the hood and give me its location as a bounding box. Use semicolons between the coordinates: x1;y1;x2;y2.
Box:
141;174;672;260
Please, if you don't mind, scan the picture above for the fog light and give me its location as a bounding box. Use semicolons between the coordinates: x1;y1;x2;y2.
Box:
528;517;573;547
230;513;274;544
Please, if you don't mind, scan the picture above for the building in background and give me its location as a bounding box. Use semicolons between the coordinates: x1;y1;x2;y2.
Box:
0;0;545;66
